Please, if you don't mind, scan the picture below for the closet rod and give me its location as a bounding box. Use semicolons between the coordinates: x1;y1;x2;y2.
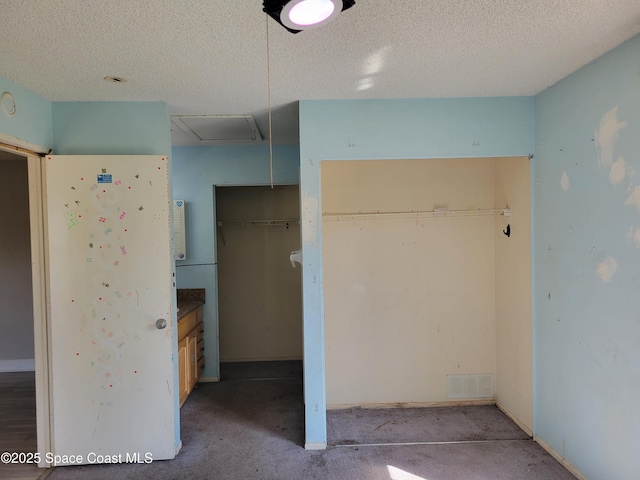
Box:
217;219;300;227
323;207;510;222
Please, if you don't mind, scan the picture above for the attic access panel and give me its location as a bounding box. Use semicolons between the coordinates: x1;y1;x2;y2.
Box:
171;115;263;145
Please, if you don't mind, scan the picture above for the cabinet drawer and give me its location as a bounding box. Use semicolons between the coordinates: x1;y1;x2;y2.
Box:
197;338;205;357
196;321;204;342
178;311;198;340
197;356;205;376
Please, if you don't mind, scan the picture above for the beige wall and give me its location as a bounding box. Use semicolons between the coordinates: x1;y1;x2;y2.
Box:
323;159;499;406
494;157;533;433
322;158;532;421
0;152;34;366
216;186;302;362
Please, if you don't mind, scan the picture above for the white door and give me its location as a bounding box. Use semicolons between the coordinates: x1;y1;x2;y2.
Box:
44;155;176;464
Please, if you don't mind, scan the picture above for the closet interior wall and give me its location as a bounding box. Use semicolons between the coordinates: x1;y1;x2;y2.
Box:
216;185;302;363
322;157;532;432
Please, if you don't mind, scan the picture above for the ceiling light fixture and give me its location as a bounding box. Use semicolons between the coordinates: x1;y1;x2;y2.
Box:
263;0;355;33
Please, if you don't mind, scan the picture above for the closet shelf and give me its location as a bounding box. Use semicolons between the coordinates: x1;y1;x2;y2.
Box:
217;219;300;227
323;207;510;222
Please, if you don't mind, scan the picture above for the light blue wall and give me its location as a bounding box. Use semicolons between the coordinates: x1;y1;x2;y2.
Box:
171;144;301;381
534;35;640;479
299;97;535;447
0;75;52;149
300;97;534;161
52;102;171;155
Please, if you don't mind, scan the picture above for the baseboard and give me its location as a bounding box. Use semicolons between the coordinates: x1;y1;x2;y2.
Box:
198;376;220;383
36;467;53;478
534;436;588;480
175;441;183;455
327;399;496;410
304;442;327;451
0;359;35;372
219;357;303;363
495;401;533;437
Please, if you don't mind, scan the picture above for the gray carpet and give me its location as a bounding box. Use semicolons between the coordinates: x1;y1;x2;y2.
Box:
220;360;303;381
46;374;576;480
328;404;530;445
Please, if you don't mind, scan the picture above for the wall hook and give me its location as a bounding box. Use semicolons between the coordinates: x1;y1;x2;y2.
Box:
503;224;511;237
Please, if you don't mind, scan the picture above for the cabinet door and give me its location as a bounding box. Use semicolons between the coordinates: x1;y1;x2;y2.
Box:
178;337;190;406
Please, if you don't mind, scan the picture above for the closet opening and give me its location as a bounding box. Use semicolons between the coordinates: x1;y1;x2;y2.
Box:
215;185;303;383
321;157;533;438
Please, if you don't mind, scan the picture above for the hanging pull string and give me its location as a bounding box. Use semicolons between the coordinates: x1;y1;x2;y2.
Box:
266;13;274;189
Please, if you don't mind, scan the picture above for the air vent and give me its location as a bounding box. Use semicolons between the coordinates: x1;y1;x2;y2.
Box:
446;374;494;399
171;115;262;146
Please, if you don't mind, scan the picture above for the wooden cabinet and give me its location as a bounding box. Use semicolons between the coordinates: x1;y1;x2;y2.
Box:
188;332;197;390
178;336;190;405
196;321;205;378
178;306;204;407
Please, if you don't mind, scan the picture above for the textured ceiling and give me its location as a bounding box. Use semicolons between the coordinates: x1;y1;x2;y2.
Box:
1;1;639;145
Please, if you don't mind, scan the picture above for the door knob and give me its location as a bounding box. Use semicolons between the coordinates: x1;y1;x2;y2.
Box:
155;318;167;329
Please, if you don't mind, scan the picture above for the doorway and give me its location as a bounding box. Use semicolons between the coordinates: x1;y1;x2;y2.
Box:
215;185;302;380
0;149;40;479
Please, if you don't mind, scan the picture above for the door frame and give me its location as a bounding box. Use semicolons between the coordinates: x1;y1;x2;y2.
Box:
0;138;51;468
29;154;51;468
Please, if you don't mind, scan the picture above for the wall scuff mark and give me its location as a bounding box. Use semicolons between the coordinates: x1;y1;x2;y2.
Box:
301;192;319;246
560;171;570;191
595;106;627;168
597;256;618;283
624;186;640;211
626;227;640;248
609;156;627;185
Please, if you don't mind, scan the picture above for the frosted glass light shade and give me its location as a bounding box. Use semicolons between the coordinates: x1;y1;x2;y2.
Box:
281;0;342;30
